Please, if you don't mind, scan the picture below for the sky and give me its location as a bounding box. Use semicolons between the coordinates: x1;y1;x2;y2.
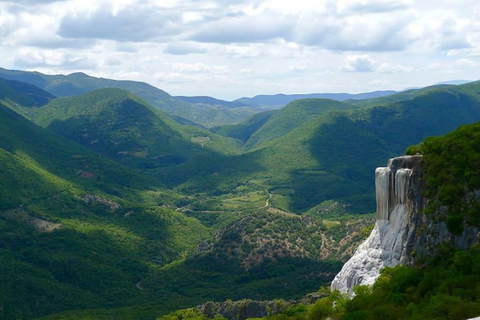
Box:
1;0;480;100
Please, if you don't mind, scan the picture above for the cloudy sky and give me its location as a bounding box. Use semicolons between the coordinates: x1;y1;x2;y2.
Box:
1;0;480;99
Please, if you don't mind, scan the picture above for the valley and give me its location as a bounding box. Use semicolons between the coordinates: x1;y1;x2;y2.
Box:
1;68;480;319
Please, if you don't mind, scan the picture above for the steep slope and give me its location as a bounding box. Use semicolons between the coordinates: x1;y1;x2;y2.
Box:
0;68;255;127
14;88;239;171
0;101;154;191
243;99;354;150
0;99;214;318
211;110;275;144
0;78;54;108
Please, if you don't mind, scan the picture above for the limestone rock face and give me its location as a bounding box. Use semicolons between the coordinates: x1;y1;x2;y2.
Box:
331;156;420;293
331;155;479;294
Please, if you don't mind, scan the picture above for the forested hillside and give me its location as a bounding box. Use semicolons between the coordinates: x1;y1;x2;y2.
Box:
1;73;480;319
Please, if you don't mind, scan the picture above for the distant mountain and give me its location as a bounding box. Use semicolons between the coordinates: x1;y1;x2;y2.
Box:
175;96;249;109
0;68;253;127
234;91;397;110
0;78;54;108
435;79;472;85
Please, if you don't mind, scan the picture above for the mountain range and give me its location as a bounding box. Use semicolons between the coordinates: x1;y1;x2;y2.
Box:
0;68;402;128
0;67;480;318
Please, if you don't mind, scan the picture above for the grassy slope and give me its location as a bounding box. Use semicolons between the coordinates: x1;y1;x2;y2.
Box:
0;101;156;193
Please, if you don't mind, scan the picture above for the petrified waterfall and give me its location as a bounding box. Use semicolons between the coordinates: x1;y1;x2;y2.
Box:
330;156;417;294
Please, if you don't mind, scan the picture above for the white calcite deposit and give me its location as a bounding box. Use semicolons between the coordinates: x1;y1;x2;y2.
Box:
331;157;414;294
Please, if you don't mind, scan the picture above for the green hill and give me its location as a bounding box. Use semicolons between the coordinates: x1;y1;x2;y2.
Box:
10;88;241;171
34;88;206;168
242;99;354;150
211;99;353;150
259;83;480;212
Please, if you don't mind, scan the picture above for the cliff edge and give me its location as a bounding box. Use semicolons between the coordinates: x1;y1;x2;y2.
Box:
331;155;479;294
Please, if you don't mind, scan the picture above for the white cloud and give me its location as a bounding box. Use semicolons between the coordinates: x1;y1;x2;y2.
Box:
0;0;479;99
337;0;413;14
240;68;254;74
168;62;227;73
454;58;480;67
57;2;178;42
13;48;97;69
189;10;293;44
378;62;413;73
164;42;207;55
342;55;375;72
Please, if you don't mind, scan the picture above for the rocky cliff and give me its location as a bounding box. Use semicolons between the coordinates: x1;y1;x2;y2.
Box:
331;155;479;294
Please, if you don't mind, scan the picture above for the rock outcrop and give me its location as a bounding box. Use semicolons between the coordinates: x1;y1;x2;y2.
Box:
196;294;327;320
331;155;479;294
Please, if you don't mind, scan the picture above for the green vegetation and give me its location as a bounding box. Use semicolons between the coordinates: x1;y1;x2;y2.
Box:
1;71;480;319
407;121;480;233
242;99;354;150
211;110;275;144
194;246;480;320
202;82;480;213
0;83;372;319
0;78;54;108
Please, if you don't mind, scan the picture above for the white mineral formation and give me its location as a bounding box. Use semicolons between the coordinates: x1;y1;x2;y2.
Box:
331;157;414;294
